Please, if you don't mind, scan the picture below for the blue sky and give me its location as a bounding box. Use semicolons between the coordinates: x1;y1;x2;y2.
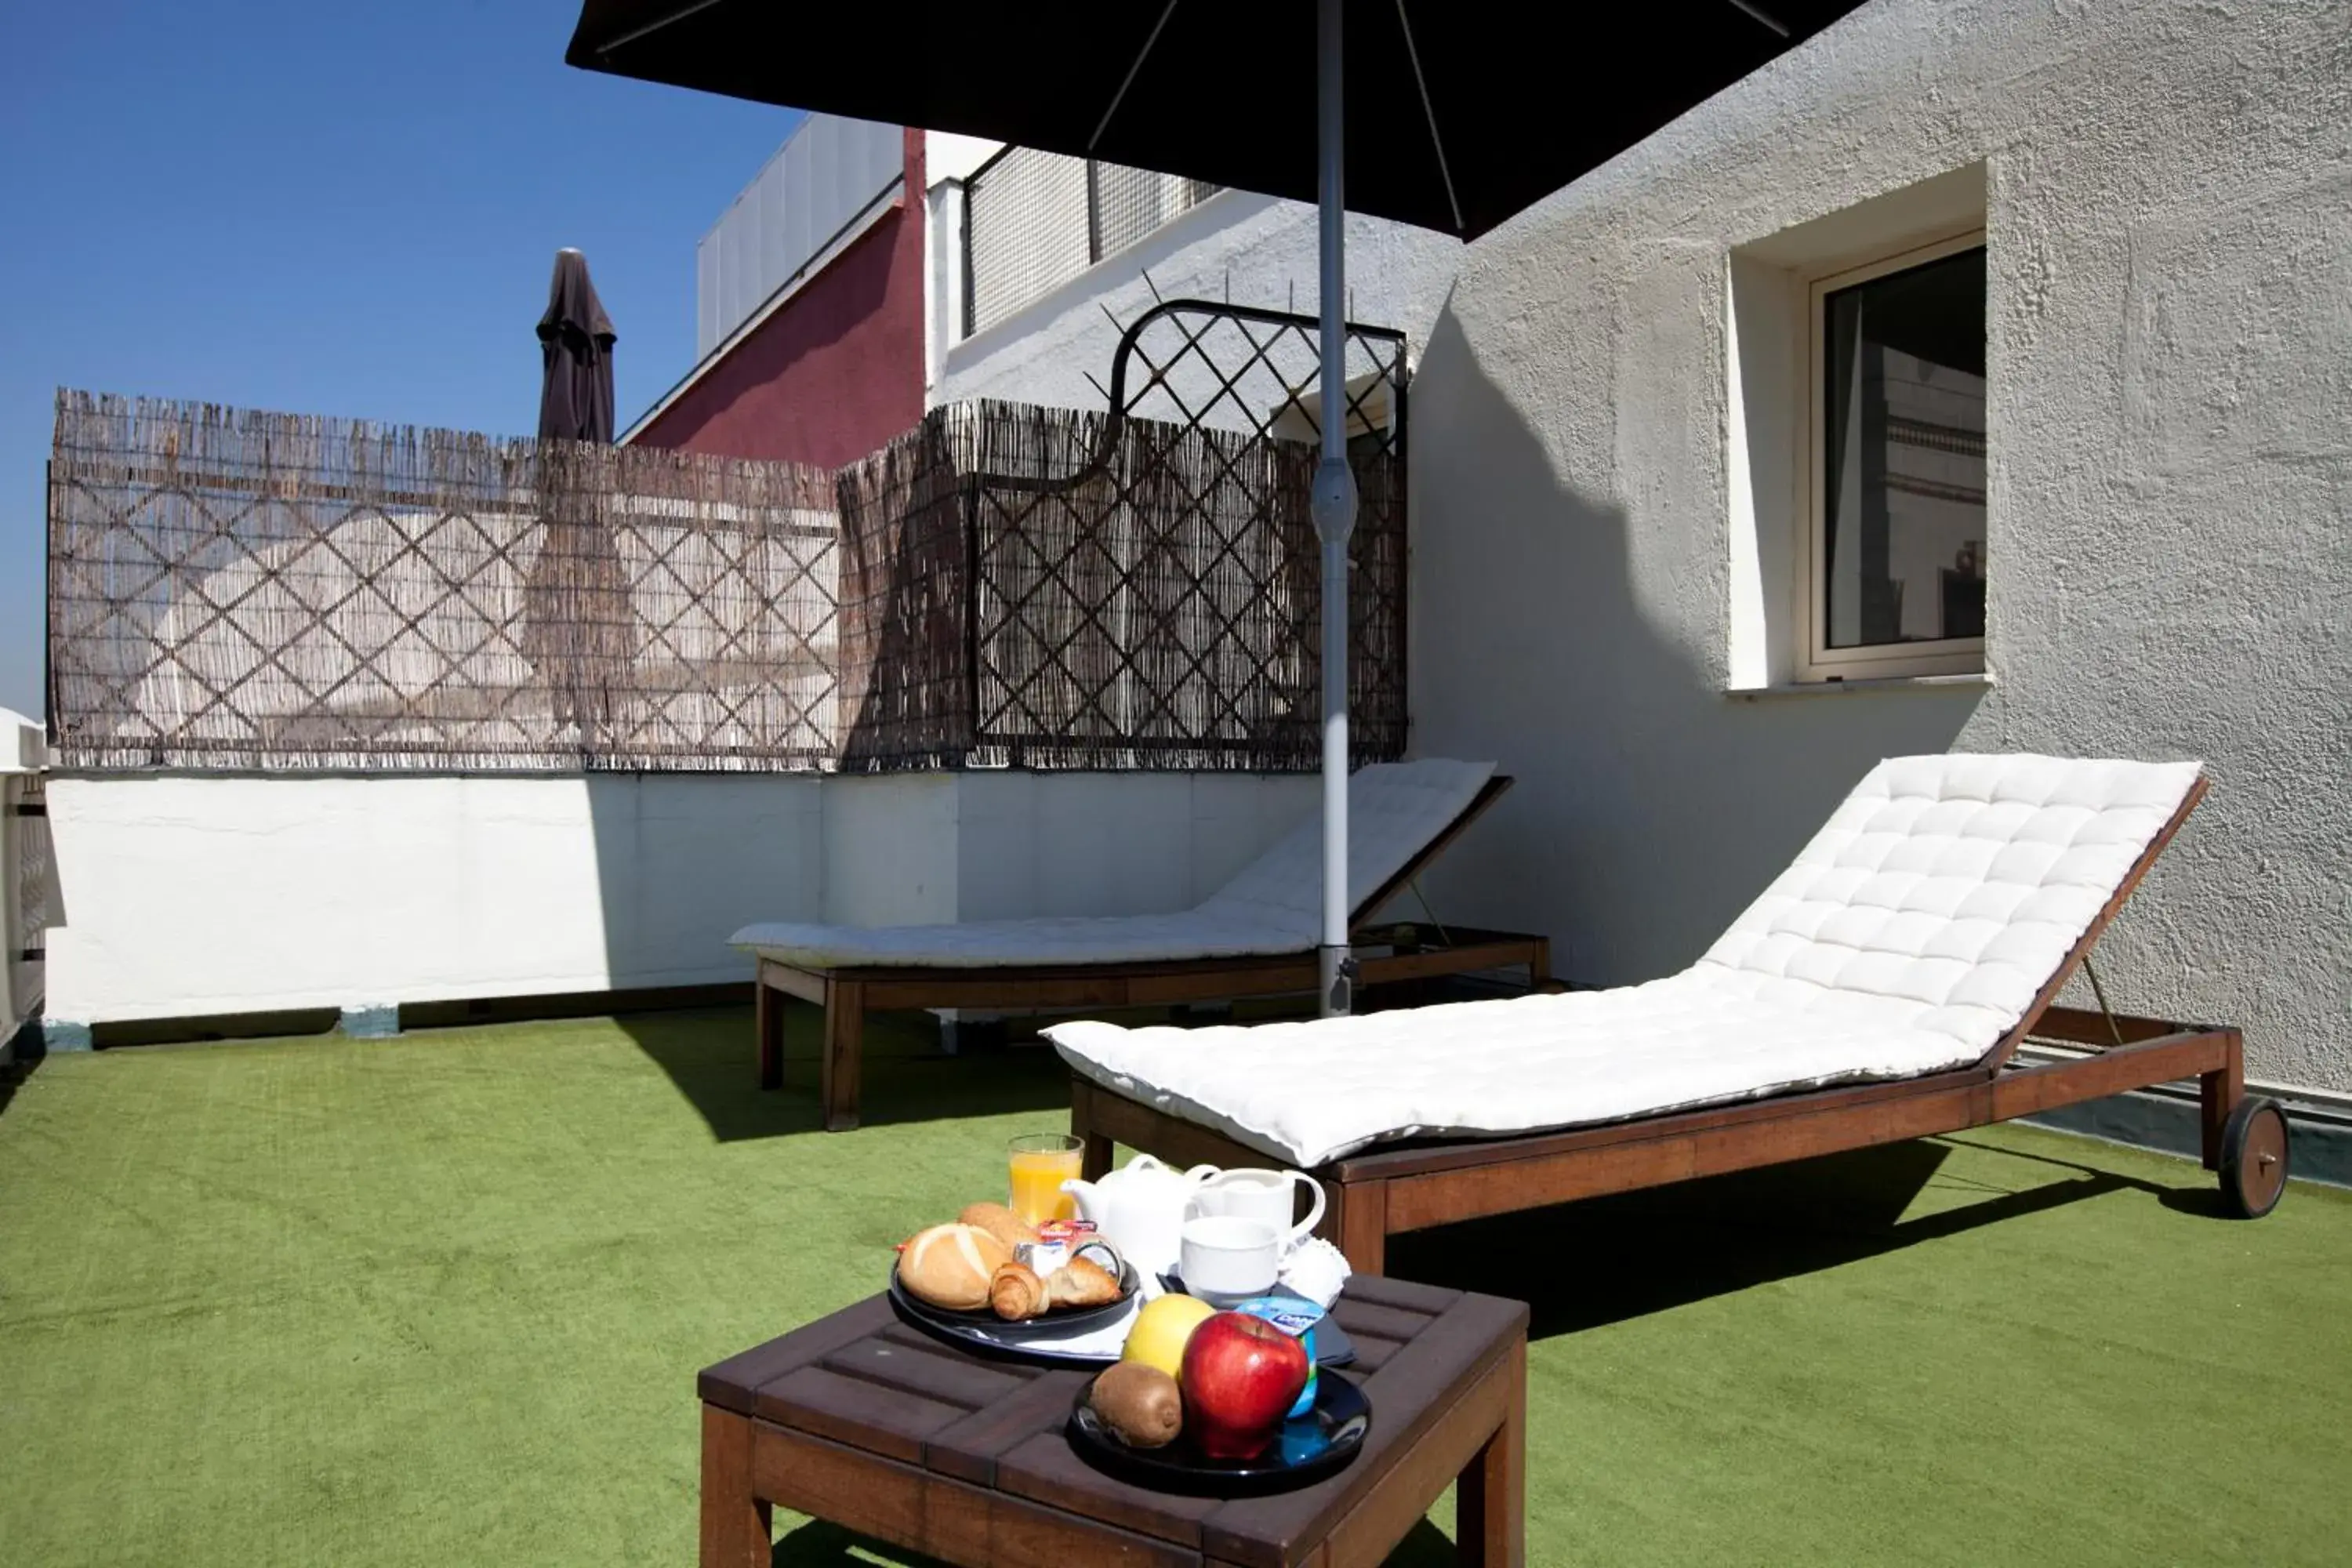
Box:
0;2;802;717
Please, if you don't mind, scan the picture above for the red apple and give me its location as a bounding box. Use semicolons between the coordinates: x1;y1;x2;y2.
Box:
1178;1312;1310;1460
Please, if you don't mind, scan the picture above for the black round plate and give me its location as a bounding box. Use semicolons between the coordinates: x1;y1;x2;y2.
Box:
1067;1370;1370;1495
889;1259;1141;1337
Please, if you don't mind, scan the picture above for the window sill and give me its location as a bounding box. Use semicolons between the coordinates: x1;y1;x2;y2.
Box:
1726;672;1992;702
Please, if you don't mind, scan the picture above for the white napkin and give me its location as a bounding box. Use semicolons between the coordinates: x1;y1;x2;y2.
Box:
949;1293;1143;1360
1276;1236;1352;1309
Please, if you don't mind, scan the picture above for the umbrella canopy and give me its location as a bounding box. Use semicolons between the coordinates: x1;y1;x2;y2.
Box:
537;247;616;443
565;2;1865;241
566;0;1866;1012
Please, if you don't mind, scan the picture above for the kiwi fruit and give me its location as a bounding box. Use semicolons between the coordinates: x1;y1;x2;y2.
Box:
1088;1361;1182;1448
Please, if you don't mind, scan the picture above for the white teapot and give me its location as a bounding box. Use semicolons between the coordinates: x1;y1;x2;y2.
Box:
1060;1154;1220;1277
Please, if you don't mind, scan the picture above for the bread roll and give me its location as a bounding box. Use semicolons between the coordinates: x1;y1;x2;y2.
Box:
989;1261;1051;1320
957;1201;1040;1252
898;1223;1013;1311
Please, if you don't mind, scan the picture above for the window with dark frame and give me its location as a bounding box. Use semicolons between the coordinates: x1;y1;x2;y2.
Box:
1809;238;1987;677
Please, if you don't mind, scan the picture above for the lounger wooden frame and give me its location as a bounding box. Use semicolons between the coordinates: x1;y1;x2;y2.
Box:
757;776;1548;1130
1072;779;2266;1271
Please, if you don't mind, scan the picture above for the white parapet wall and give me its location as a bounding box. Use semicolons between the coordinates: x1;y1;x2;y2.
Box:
38;769;1316;1029
2;708;49;1051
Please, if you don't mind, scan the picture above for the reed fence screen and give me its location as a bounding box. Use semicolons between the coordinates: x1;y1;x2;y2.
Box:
836;400;1404;771
49;392;840;771
49;377;1405;775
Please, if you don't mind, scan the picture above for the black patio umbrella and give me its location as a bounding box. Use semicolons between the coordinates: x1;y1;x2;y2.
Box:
565;0;1867;1012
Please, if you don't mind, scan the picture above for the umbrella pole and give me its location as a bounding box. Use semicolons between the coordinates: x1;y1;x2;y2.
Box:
1312;0;1358;1018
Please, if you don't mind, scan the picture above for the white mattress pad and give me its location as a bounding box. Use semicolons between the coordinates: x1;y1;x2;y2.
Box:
1049;754;2203;1165
731;758;1497;970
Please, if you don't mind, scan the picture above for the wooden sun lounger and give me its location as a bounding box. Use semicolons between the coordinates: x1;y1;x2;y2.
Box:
1070;778;2292;1271
757;775;1550;1130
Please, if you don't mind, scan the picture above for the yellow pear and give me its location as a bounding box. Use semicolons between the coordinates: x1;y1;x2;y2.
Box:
1120;1292;1218;1379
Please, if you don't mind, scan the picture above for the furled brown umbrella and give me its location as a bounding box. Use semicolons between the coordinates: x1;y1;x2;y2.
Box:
529;248;627;750
538;247;617;443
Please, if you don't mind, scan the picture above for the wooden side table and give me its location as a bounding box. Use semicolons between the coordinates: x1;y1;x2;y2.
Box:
699;1275;1528;1566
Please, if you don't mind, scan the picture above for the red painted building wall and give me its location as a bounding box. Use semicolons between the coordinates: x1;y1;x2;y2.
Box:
630;129;925;471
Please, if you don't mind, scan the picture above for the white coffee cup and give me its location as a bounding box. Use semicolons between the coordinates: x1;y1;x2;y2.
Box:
1192;1167;1327;1247
1178;1215;1283;1303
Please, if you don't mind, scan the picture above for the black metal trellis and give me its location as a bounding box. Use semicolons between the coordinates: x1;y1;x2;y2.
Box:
957;298;1410;769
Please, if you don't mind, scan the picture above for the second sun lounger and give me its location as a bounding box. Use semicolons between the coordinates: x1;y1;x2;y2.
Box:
1053;754;2290;1269
733;758;1549;1129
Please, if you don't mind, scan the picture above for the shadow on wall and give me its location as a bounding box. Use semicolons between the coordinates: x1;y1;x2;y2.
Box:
1403;293;1983;986
579;402;971;1135
572;773;1052;1143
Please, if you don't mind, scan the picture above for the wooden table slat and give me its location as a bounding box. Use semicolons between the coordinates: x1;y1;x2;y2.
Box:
926;1367;1093;1486
874;1319;1045;1367
748;1417;1200;1568
753;1363;974;1462
697;1295;894;1415
1327;1298;1441;1345
822;1335;1035;1410
993;1425;1228;1548
1337;1330;1406;1375
1329;1274;1461;1316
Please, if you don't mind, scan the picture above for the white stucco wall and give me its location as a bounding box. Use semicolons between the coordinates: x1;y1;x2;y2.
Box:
40;769;1316;1026
955;771;1316;922
1403;0;2350;1087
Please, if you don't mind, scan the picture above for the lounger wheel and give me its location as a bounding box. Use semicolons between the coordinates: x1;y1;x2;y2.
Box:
2217;1096;2289;1219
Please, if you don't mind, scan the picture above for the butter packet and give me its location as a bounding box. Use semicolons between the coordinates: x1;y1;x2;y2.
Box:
1014;1238;1070;1276
1018;1220;1102;1279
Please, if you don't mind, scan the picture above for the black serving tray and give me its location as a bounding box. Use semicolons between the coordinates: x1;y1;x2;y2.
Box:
888;1258;1142;1337
1067;1370;1371;1496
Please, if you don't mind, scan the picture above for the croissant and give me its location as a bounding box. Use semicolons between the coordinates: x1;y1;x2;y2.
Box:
989;1261;1051;1320
1047;1254;1122;1308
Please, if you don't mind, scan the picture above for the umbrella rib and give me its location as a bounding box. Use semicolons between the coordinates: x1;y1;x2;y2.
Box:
595;0;728;55
1726;0;1791;38
1089;0;1183;153
1392;0;1465;237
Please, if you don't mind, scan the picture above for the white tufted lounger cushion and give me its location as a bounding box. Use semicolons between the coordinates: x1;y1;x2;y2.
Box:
730;758;1497;970
1047;754;2204;1167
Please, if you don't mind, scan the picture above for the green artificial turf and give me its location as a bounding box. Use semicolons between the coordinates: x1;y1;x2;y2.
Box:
0;1007;2344;1566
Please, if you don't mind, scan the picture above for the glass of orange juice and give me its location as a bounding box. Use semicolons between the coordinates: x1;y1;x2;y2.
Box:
1007;1133;1083;1225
